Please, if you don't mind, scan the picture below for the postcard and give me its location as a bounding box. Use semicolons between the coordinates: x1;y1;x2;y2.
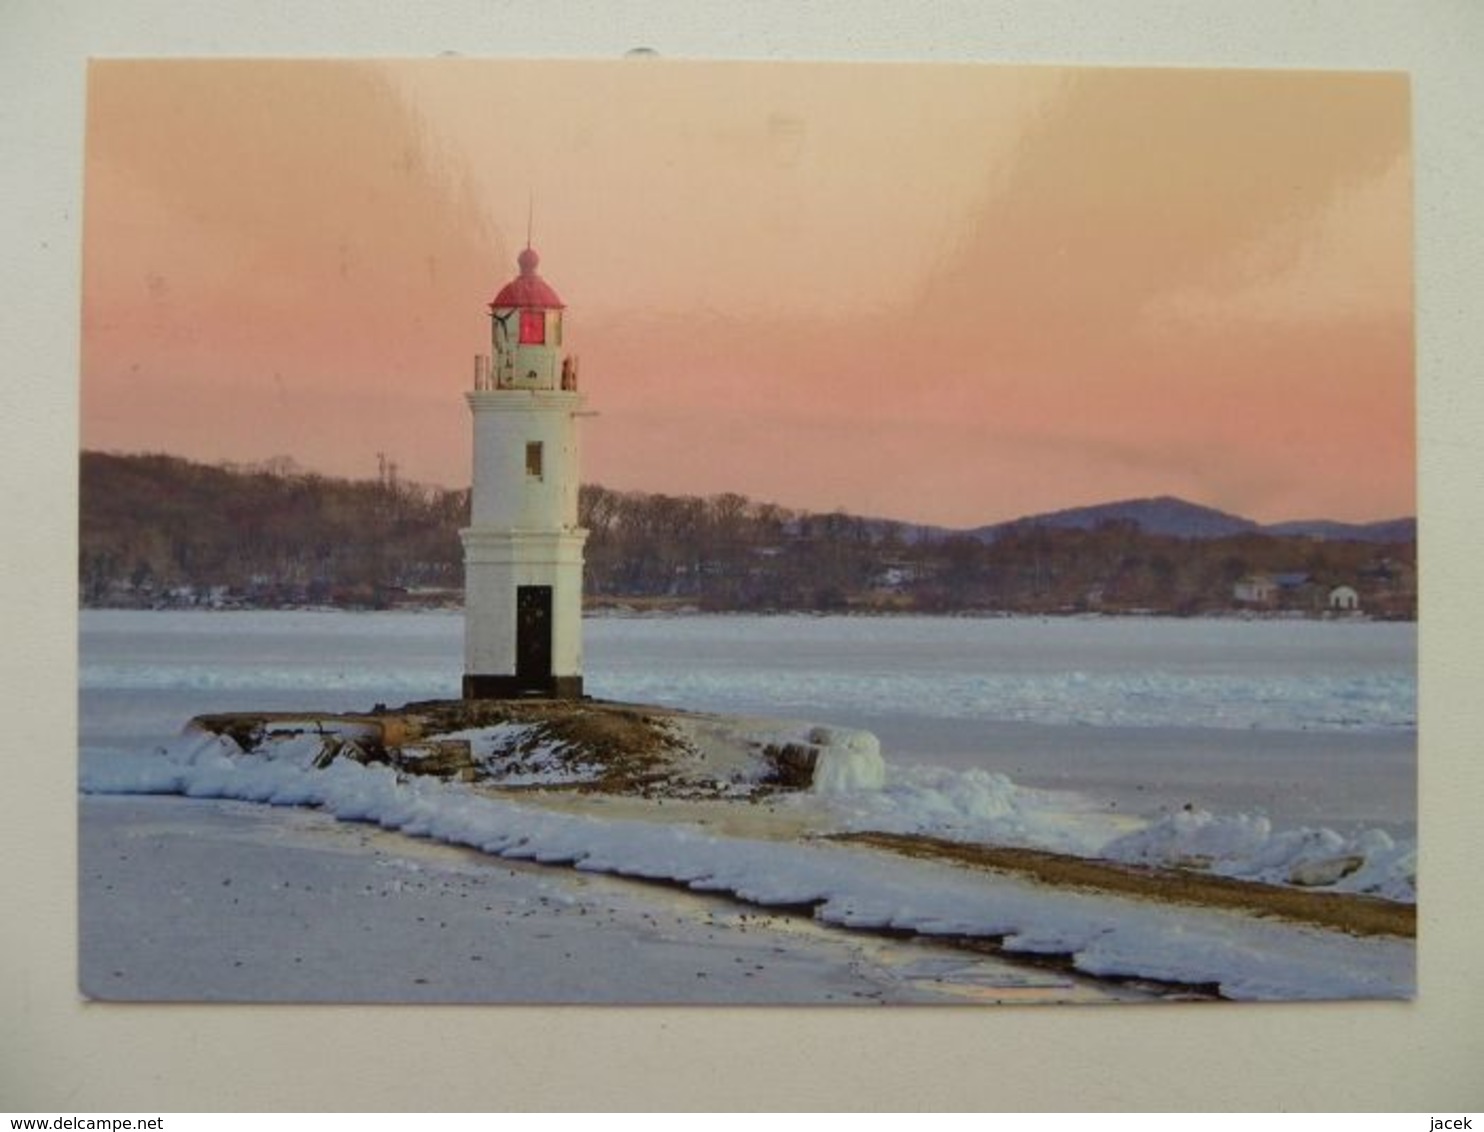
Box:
78;58;1415;1005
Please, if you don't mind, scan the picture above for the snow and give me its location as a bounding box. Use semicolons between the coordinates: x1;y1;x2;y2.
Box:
805;762;1416;902
82;794;1160;1005
808;726;887;794
442;722;606;786
583;613;1416;734
82;725;1413;1000
819;764;1125;856
1101;809;1416;902
78;609;1417;1002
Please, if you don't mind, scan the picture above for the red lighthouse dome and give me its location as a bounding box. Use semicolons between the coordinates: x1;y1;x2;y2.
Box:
490;246;566;311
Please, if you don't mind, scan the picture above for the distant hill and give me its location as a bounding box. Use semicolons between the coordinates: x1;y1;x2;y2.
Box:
967;495;1413;544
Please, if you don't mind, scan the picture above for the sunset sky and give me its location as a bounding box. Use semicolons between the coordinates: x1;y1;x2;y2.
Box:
81;59;1413;528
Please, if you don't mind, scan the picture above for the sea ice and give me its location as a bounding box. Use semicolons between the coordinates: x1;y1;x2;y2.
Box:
77;609;1418;1001
807;726;887;794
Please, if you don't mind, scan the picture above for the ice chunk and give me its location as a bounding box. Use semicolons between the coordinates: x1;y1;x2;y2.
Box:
809;726;885;794
1101;806;1415;902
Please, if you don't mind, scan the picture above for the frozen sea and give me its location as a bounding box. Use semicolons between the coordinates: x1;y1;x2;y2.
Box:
77;609;1417;1002
81;609;1417;837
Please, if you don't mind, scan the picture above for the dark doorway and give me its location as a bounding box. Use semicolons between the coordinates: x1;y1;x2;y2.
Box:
516;585;553;683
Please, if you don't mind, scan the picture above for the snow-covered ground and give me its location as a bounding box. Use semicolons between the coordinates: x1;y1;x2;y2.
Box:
78;609;1417;1002
85;794;1142;1005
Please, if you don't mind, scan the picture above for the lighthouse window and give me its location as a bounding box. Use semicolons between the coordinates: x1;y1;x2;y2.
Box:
525;441;544;479
519;309;546;344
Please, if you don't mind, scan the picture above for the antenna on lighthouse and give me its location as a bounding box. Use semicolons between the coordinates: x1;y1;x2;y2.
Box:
526;192;534;249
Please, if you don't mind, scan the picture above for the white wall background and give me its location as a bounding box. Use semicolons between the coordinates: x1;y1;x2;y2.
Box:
3;0;1481;1112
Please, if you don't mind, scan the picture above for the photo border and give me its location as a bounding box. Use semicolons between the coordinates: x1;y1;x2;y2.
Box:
5;0;1480;1111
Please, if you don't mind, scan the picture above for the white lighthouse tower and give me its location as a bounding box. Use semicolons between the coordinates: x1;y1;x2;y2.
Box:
461;245;587;699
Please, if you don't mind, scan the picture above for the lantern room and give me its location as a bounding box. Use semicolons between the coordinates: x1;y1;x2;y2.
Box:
476;246;575;392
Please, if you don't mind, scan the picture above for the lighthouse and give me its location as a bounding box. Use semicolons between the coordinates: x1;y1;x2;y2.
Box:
461;245;587;699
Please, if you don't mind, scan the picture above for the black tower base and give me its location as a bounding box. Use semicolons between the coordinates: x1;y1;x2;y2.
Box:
462;674;584;700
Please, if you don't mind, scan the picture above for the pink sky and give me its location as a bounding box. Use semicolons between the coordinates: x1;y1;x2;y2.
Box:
81;60;1413;527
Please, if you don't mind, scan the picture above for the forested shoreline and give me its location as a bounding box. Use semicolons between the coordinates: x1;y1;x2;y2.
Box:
79;451;1416;618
